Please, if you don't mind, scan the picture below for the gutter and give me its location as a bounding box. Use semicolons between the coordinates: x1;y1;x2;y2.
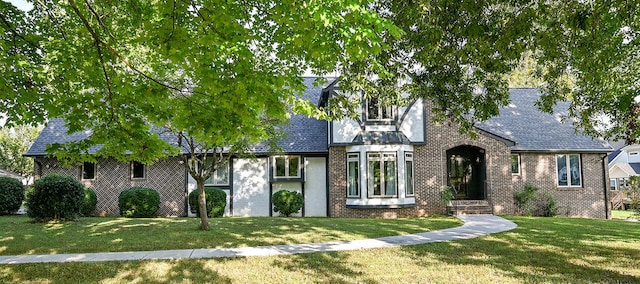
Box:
602;154;611;219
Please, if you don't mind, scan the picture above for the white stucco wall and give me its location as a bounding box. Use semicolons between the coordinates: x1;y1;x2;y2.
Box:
332;119;361;144
233;158;270;217
304;157;328;216
399;99;425;142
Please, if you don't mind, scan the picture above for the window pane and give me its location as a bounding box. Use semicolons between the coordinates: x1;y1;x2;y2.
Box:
369;160;381;196
610;179;617;190
382;105;393;119
216;160;229;184
557;155;567;186
384;160;396;196
83;162;95;180
132;162;145;179
368;99;379;120
406;160;414;195
511;154;519;174
275;157;286;177
569;154;581;186
348;160;359;196
288;156;300;177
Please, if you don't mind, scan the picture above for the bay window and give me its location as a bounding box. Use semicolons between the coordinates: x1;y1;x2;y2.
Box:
368;152;397;197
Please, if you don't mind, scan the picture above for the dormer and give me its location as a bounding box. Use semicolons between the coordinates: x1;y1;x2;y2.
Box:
320;79;425;146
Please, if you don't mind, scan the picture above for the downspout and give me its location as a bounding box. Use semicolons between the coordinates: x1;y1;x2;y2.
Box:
602;154;610;219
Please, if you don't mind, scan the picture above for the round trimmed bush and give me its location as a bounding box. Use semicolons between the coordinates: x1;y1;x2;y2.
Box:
188;188;227;218
26;174;84;221
119;187;160;217
81;188;98;216
272;190;303;217
0;177;24;215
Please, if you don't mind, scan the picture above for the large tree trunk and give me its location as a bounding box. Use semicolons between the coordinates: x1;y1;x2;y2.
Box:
197;179;209;230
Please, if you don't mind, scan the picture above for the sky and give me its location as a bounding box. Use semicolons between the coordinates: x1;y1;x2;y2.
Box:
5;0;32;11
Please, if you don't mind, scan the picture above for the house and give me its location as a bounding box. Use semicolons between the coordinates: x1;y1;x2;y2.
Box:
24;78;613;218
608;144;640;209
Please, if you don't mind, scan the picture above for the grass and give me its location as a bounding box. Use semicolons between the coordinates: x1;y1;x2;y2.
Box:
0;215;460;255
1;216;639;283
612;209;639;220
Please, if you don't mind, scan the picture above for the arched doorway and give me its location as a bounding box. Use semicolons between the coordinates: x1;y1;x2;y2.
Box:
446;145;486;200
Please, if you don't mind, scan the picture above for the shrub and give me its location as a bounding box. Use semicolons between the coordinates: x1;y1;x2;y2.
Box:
0;177;24;215
118;187;160;218
188;188;226;218
514;183;538;215
439;187;455;205
514;183;558;217
81;188;98;216
534;193;559;217
272;190;303;217
26;174;84;221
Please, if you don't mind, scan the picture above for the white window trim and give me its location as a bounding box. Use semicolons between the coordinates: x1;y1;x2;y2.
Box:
405;152;414;196
273;156;301;179
347;153;360;198
610;178;618;191
131;161;146;180
367;152;398;198
82;162;96;180
556;154;582;187
204;159;230;186
511;154;521;176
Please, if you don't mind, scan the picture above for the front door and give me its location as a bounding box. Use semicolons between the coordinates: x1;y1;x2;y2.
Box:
447;146;485;200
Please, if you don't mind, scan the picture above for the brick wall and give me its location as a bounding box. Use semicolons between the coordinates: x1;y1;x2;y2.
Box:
512;153;609;218
34;157;186;216
328;116;514;218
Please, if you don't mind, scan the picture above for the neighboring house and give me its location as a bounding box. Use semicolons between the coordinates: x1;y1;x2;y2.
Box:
24;78;613;218
608;144;640;190
608;144;640;209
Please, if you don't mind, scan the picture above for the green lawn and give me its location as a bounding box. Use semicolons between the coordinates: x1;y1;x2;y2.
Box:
612;209;639;220
1;216;639;283
0;215;460;255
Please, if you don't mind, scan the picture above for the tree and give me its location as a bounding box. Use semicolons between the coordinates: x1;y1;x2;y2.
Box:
530;1;640;146
0;125;41;181
0;1;399;230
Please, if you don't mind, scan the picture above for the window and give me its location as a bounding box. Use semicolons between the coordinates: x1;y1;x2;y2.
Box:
366;98;394;121
556;154;581;187
131;161;145;179
347;153;360;197
630;152;639;156
368;152;397;197
511;154;520;175
205;159;229;186
405;153;414;196
274;156;301;178
82;162;96;180
610;179;618;190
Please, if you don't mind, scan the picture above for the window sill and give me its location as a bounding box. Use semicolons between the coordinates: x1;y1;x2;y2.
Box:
346;196;415;208
347;203;415;209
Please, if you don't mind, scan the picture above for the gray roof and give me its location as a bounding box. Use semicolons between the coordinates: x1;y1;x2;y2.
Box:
630;163;640;175
352;131;411;145
477;88;612;152
25;77;329;156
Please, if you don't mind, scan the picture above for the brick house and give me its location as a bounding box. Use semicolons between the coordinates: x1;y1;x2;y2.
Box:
25;78;613;218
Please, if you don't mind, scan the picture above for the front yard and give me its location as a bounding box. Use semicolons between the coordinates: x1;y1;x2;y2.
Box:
1;216;639;283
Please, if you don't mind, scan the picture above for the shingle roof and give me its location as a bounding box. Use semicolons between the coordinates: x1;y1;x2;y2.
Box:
25;77;329;156
477;88;612;152
630;163;640;175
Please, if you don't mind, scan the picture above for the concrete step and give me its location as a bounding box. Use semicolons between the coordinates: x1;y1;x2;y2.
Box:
447;200;492;215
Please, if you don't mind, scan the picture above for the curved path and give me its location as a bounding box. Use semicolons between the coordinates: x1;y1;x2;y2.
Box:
0;215;516;264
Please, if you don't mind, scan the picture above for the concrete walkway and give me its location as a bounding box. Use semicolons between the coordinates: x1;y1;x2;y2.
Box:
0;215;516;265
